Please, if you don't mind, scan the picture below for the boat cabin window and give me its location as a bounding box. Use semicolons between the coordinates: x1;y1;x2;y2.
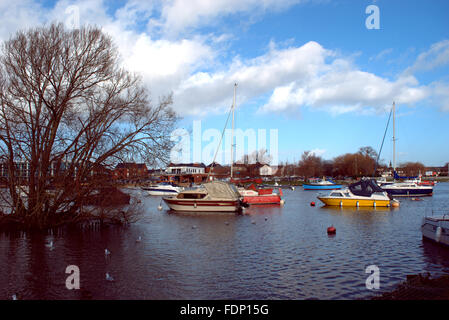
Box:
177;193;206;199
330;192;344;197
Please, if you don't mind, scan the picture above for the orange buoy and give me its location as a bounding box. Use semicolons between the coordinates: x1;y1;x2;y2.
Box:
391;199;400;207
327;226;336;235
310;201;316;206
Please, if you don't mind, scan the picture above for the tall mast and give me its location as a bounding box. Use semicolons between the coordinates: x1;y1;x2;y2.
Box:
392;101;396;173
230;83;237;179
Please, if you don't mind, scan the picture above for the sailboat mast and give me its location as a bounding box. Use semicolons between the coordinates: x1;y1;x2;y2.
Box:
230;83;237;179
392;101;396;172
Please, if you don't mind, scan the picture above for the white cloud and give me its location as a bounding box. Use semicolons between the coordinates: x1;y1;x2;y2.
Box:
0;0;446;119
369;48;393;62
158;0;302;36
429;82;449;112
0;0;46;42
310;148;326;157
258;51;428;115
173;41;330;115
405;39;449;74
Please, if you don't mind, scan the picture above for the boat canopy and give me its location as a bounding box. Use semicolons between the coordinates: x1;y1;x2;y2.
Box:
394;171;418;180
203;181;241;200
349;179;384;197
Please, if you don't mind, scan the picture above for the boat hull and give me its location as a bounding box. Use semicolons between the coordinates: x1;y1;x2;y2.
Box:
303;184;342;190
163;198;241;212
382;187;433;197
421;217;449;246
141;186;182;196
317;197;391;207
146;189;180;196
243;194;281;205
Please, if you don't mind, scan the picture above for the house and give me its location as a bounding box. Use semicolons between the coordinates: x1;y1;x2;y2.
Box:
113;163;148;180
259;164;275;176
166;163;206;175
205;162;230;178
161;163;208;184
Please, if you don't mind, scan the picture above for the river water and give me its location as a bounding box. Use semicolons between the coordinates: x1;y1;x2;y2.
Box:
1;183;449;300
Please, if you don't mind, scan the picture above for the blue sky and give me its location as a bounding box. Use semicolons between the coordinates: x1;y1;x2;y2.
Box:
1;0;449;166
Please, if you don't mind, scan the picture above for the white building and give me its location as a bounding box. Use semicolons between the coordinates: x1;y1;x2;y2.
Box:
259;164;275;176
166;163;206;175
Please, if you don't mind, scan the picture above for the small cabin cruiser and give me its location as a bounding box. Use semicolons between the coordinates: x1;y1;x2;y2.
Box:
238;184;282;205
317;178;392;207
141;182;183;196
163;181;243;212
303;177;342;190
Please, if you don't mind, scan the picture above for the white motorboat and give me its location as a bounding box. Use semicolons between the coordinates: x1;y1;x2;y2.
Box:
421;215;449;246
141;182;183;196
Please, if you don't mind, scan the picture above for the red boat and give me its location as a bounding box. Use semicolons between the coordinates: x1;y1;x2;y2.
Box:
418;180;435;186
238;184;283;205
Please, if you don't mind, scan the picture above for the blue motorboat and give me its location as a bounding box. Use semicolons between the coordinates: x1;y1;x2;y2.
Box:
303;177;342;190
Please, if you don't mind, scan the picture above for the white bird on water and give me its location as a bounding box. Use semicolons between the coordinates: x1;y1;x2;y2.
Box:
45;241;54;250
136;236;142;243
105;248;111;256
105;273;114;281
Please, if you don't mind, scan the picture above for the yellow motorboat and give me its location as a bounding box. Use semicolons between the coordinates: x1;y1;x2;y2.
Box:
317;178;392;207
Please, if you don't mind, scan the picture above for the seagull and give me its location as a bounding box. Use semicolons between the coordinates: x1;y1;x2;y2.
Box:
105;249;111;256
12;294;18;300
105;273;114;281
45;241;54;250
136;236;142;243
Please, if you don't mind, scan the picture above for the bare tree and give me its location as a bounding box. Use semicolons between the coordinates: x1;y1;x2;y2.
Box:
238;149;272;164
0;24;177;229
399;162;425;176
298;151;323;178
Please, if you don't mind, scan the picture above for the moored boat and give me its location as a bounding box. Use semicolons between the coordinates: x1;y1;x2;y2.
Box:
421;215;449;246
303;177;342;190
317;178;393;207
162;181;243;212
382;103;433;197
141;182;183;196
381;181;433;197
238;184;283;205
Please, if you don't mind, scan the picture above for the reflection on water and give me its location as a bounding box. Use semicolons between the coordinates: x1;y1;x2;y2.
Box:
1;183;449;300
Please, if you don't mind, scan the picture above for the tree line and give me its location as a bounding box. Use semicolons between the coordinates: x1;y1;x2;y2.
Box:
274;146;430;178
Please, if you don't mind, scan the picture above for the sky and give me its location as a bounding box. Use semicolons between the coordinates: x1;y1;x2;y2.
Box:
1;0;448;167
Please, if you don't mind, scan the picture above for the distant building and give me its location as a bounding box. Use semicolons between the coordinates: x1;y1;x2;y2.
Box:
259;164;275;176
0;160;111;185
113;163;148;180
166;163;206;174
161;163;207;184
205;163;229;178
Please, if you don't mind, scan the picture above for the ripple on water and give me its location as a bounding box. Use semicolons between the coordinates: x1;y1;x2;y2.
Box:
1;184;449;299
